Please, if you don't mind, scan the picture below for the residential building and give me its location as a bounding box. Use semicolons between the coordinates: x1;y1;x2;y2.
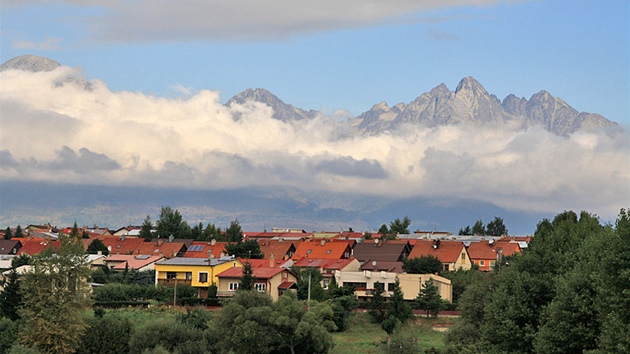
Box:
183;240;228;258
334;270;452;302
215;266;298;300
408;239;472;271
0;240;22;255
467;240;521;271
292;239;353;260
103;254;165;272
154;256;243;298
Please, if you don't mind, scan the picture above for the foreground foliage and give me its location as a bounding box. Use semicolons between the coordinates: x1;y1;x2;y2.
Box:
446;208;630;353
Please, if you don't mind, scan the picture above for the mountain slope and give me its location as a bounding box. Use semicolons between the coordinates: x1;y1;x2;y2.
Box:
0;55;60;72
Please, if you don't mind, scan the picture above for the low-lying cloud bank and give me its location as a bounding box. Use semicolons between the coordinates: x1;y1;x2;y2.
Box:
1;66;628;221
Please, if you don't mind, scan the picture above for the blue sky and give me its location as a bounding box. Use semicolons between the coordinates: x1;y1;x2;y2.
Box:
2;0;628;123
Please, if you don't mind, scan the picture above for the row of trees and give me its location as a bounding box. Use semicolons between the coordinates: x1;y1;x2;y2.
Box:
458;216;507;236
446;209;630;353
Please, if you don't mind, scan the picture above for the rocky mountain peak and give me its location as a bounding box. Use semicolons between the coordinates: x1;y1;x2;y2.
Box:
226;87;313;122
0;54;60;72
454;76;488;96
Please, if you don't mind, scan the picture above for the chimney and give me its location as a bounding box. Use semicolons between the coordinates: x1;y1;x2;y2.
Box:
320;239;326;246
269;254;275;268
168;235;174;243
121;234;126;241
211;239;216;246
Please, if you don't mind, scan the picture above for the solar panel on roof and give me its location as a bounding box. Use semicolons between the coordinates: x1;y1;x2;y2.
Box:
188;245;204;252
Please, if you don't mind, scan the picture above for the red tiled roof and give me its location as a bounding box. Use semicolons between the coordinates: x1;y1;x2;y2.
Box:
99;236;145;255
408;240;467;263
278;281;298;290
293;239;352;260
183;241;228;258
19;239;61;256
352;241;411;262
258;239;299;260
467;240;520;261
134;240;186;258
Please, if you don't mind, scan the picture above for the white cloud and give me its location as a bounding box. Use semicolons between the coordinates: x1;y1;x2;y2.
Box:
0;65;628;221
6;0;516;42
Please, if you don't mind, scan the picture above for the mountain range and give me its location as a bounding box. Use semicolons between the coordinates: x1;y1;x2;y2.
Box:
1;55;623;137
228;78;622;137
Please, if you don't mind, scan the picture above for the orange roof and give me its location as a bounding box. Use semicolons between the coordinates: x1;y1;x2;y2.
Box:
134;240;186;258
292;239;352;260
99;236;145;255
408;240;467;263
216;266;287;279
19;239;61;256
258;239;299;260
467;240;520;261
183;241;228;258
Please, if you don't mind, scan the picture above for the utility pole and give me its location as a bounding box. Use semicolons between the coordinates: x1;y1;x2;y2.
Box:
173;274;177;307
307;269;312;311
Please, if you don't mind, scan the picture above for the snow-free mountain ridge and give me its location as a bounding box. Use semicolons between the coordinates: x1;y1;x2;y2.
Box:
1;55;621;136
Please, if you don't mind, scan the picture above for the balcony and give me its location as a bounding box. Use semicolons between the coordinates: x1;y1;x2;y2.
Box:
158;279;192;287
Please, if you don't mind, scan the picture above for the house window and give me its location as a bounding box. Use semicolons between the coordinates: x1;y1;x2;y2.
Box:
282;272;287;278
490;261;495;267
254;283;267;292
344;252;350;258
387;283;395;292
326;249;332;254
198;272;208;283
166;272;177;280
229;282;240;291
461;252;466;260
443;264;450;272
480;260;485;266
323;279;330;290
185;272;192;280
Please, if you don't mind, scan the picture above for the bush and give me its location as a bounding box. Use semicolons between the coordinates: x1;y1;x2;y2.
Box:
128;317;207;354
77;314;133;354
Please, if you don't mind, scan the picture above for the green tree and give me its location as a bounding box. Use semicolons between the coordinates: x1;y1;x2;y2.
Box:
402;255;443;274
369;281;386;323
86;238;109;255
471;220;485;236
19;232;92;354
295;267;326;301
225;239;263;259
458;225;472;236
240;262;254;291
415;277;444;317
202;223;222;241
486;216;507;236
4;227;12;240
14;225;23;238
386;325;422;354
155;206;191;239
190;222;204;240
77;314;133;354
378;224;389;236
0;269;22;320
389;217;411;237
139;215;153;241
226;219;243;243
11;254;31;269
387;277;412;324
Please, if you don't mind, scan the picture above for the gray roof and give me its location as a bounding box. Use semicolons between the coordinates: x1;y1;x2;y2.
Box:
156;255;237;266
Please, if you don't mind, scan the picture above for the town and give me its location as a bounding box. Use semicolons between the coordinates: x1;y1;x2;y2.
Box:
0;207;627;354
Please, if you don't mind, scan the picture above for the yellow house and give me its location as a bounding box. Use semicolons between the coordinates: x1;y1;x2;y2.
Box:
154;256;243;297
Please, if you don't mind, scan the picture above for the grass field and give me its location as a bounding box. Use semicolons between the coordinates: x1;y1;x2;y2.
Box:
331;311;452;354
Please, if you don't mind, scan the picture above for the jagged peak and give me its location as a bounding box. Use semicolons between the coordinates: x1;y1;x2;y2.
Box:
371;101;390;110
429;83;450;94
454;76;488;95
0;54;61;72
